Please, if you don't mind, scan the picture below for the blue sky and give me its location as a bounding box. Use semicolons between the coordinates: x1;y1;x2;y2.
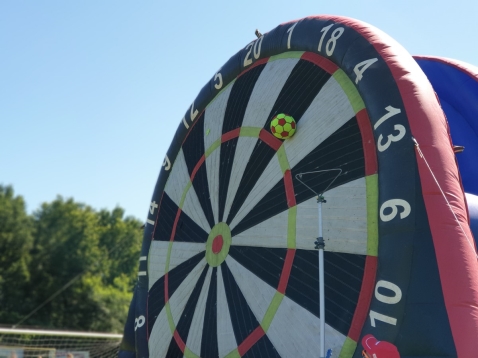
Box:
1;1;477;221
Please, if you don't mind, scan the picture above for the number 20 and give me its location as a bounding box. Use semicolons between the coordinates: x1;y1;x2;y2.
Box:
244;37;263;67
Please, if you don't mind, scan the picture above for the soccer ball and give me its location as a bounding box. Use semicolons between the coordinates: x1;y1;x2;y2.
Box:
270;113;296;139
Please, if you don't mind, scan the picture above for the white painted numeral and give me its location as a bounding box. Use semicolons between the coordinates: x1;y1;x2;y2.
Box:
162;155;171;171
190;102;198;121
253;35;263;59
182;102;199;129
149;201;158;215
380;199;411;222
214;72;223;90
244;42;254;67
369;310;397;327
318;24;344;56
354;58;378;84
369;280;402;327
134;315;145;331
138;257;147;276
326;28;344;56
243;36;263;67
375;280;402;304
182;116;189;129
286;22;298;49
318;24;333;52
374;106;401;130
377;124;406;152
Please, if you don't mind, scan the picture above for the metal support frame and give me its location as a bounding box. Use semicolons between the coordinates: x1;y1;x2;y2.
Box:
296;169;342;358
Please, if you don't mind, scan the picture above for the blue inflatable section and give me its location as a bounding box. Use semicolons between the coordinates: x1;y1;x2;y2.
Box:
416;57;478;241
467;194;478;239
415;57;478;197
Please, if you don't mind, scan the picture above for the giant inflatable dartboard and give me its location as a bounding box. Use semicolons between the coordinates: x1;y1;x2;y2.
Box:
120;16;478;358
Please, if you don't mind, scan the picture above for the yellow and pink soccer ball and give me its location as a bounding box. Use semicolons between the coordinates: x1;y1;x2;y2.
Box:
270;113;296;139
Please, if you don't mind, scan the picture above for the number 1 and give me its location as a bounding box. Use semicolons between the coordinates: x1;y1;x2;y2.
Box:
374;106;401;130
318;24;334;52
369;310;397;327
286;22;298;49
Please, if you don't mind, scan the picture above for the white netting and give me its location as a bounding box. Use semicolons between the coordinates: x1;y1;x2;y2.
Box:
0;329;122;358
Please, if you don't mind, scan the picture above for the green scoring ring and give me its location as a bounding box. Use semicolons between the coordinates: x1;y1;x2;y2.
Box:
205;222;232;267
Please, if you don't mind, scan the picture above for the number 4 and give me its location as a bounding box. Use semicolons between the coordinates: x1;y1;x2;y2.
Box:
149;201;158;215
354;58;378;84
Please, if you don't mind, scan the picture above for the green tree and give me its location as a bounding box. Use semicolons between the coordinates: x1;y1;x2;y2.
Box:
0;186;34;323
24;197;142;332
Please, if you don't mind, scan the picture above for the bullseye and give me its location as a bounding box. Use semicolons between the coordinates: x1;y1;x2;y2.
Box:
205;222;232;267
212;235;223;254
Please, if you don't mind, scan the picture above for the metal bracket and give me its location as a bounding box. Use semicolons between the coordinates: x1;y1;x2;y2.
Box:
315;237;325;250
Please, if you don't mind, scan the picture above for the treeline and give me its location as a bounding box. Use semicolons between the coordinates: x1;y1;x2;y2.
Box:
0;185;143;333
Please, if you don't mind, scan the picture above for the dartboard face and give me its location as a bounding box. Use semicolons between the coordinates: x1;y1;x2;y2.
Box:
125;15;475;358
146;53;377;357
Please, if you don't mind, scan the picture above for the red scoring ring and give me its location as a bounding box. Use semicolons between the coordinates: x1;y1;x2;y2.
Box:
212;235;224;254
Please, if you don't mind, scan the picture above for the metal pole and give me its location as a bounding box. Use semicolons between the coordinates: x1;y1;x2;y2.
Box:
317;196;325;358
295;169;341;358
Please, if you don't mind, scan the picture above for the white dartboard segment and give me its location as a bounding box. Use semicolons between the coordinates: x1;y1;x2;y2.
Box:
225;256;277;323
204;84;233;224
205;149;221;225
164;149;211;234
184;267;213;355
231;177;367;255
217;266;239;357
267;294;346;358
148;241;205;289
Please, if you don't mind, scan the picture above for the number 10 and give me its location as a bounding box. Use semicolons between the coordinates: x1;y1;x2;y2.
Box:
369;280;402;327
